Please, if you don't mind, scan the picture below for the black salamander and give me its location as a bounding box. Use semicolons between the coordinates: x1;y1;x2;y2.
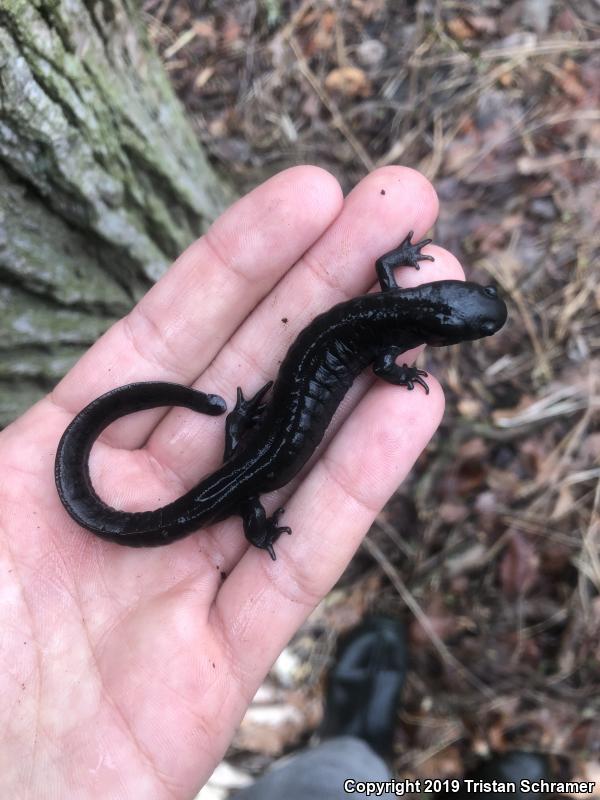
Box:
55;234;507;559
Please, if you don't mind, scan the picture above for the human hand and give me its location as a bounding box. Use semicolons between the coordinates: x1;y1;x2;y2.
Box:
0;166;462;798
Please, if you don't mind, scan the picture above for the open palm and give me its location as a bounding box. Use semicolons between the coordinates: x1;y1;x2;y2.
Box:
0;166;462;798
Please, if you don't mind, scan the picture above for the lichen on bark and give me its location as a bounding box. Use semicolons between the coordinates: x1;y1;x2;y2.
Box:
0;0;233;426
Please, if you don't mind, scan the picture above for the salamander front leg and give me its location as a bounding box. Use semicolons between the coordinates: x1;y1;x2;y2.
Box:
374;347;430;394
240;498;292;560
375;231;434;291
224;381;273;460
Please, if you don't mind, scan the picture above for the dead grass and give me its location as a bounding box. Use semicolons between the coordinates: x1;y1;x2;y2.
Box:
145;0;600;788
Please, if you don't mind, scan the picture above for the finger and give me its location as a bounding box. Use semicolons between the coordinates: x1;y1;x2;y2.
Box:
210;374;445;685
146;166;442;485
48;166;343;447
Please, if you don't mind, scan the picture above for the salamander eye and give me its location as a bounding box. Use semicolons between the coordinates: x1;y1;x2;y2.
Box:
481;320;497;334
484;285;498;297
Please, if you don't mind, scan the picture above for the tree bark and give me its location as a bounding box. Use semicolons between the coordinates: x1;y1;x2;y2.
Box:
0;0;233;426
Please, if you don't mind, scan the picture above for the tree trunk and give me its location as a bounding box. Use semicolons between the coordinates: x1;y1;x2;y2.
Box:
0;0;233;426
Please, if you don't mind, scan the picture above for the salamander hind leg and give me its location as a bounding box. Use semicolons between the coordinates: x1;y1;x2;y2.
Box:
224;381;273;460
240;497;292;560
375;230;435;291
374;347;429;394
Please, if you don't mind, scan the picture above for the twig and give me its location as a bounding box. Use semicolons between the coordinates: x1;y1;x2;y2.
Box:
287;35;375;172
480;242;554;382
578;477;600;594
495;386;597;430
412;38;600;68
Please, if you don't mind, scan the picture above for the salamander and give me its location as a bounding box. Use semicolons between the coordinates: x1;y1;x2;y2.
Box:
55;233;507;558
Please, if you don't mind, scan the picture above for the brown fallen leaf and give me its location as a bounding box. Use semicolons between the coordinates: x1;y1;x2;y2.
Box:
465;15;498;35
409;596;475;647
446;17;476;41
325;66;372;97
311;10;336;51
551;483;575;520
351;0;386;19
222;13;242;47
500;530;540;597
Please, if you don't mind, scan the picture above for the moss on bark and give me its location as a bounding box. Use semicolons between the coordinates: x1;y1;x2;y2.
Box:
0;0;233;426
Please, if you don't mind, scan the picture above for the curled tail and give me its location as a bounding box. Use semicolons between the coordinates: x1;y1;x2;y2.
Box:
55;382;227;546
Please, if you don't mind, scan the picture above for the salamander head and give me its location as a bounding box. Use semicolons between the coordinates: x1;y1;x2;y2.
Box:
405;280;508;345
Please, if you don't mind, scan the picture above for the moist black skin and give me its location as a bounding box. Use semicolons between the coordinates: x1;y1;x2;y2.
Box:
55;233;508;559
